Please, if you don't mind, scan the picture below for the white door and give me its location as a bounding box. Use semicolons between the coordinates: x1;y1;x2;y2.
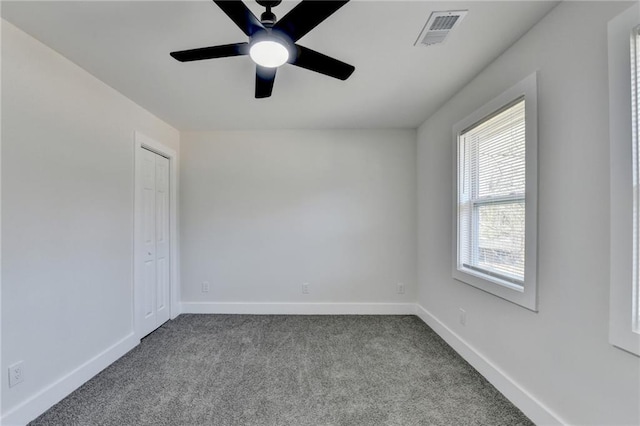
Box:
140;147;171;337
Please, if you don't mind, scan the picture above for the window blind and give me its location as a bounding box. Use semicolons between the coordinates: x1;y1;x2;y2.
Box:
632;28;640;331
459;98;526;285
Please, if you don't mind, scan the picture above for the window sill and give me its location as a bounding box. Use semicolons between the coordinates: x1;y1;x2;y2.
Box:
453;267;536;312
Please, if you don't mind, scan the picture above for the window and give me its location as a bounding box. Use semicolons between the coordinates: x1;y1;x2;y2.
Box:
609;3;640;357
458;99;525;286
453;73;537;311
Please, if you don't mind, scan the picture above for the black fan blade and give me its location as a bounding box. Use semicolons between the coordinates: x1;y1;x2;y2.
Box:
273;0;350;42
289;45;354;80
170;42;249;62
256;66;277;98
213;0;264;37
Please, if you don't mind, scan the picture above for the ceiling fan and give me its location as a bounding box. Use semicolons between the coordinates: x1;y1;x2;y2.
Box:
170;0;355;99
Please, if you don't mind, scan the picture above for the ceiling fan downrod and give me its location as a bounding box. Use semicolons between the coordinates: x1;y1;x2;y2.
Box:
256;0;281;27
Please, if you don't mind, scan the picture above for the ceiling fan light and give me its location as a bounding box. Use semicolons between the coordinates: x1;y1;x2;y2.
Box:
249;40;289;68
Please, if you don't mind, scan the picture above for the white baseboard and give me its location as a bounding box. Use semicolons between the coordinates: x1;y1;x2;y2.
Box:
414;304;565;426
1;333;139;426
181;302;416;315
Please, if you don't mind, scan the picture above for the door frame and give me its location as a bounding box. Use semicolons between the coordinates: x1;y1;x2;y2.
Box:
133;131;180;339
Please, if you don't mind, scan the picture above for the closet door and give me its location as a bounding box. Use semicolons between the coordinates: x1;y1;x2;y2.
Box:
139;148;170;337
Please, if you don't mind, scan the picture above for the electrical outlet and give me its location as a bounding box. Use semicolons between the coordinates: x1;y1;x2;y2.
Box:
8;361;24;388
201;281;210;293
396;283;405;294
459;308;466;326
302;283;309;294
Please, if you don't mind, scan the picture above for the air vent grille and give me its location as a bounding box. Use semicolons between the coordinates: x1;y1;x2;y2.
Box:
415;10;468;47
430;15;459;31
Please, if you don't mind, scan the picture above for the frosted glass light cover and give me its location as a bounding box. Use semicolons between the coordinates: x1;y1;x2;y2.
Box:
249;41;289;68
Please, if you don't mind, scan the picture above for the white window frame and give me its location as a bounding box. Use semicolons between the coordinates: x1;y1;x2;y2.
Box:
609;3;640;357
452;72;538;311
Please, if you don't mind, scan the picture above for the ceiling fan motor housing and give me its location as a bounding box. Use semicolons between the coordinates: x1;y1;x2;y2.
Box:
260;10;276;27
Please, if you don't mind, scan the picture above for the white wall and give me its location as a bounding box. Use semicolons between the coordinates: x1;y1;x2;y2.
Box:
180;130;416;310
1;20;179;423
417;2;640;425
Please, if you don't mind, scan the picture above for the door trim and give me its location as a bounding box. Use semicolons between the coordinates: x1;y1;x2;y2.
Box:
133;131;180;339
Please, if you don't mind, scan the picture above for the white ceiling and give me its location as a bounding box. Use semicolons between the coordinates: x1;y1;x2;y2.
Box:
2;1;558;131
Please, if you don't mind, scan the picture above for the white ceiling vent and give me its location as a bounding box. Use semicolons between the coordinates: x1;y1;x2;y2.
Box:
414;10;468;47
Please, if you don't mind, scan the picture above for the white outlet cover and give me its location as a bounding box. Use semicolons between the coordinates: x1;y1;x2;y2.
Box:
8;361;24;387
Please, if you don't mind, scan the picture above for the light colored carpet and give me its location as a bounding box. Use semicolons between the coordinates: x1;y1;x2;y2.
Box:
30;315;533;425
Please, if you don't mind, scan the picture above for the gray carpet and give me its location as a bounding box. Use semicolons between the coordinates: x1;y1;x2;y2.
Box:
30;315;533;426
